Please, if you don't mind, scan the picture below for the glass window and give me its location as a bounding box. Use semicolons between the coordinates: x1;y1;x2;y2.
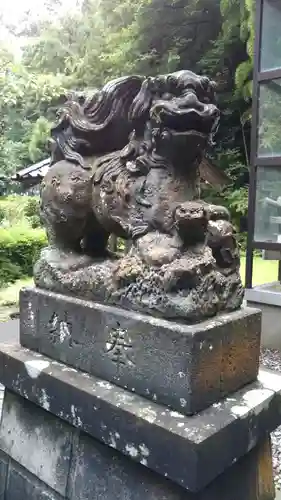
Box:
258;79;281;157
254;166;281;243
260;0;281;71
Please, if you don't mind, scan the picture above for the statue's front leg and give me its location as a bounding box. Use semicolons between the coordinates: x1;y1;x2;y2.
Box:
35;159;112;289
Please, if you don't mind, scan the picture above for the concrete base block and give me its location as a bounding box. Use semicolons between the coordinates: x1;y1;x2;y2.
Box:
0;390;277;500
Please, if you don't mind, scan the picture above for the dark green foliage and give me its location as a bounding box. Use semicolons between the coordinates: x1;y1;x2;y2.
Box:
0;206;5;224
0;44;67;183
29;215;42;229
23;197;42;228
24;196;41;229
201;147;249;250
0;227;47;284
0;256;22;288
23;197;40;218
0;0;254;229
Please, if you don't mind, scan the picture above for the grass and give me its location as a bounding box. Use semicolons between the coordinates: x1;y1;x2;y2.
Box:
0;278;33;322
0;278;33;307
240;255;278;286
0;195;31;226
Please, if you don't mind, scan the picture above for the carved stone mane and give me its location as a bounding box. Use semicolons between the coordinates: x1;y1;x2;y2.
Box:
50;75;145;166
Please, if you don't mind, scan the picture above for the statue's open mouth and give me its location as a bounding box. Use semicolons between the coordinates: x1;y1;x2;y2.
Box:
150;98;219;139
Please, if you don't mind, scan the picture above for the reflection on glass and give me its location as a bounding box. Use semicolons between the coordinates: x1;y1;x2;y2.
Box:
258;79;281;157
261;0;281;71
254;166;281;243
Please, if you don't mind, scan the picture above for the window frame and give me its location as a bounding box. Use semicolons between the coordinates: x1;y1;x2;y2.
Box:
246;0;281;287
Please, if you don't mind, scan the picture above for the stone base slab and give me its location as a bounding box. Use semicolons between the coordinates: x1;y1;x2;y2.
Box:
0;343;281;493
245;283;281;350
245;282;281;308
0;389;276;499
20;287;261;415
247;300;281;351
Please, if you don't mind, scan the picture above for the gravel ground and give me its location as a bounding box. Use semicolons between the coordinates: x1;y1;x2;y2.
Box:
260;348;281;490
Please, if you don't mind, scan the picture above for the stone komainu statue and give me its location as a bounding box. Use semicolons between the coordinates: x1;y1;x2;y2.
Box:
35;70;244;322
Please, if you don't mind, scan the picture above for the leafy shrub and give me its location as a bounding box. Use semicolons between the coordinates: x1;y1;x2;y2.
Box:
226;187;249;228
0;226;47;285
23;197;42;228
0;256;22;289
0;206;5;224
0;196;27;228
24;197;40;218
0;195;42;228
29;214;42;229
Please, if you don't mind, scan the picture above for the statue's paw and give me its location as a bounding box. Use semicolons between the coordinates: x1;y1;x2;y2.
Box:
113;255;143;287
136;232;182;266
163;248;215;292
35;246;94;273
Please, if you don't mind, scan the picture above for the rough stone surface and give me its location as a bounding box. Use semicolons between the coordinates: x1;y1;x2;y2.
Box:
67;431;275;500
0;390;73;496
35;71;243;323
0;384;3;411
0;342;280;493
261;347;281;491
20;287;261;415
0;390;276;500
0;451;8;499
67;431;189;500
6;461;63;500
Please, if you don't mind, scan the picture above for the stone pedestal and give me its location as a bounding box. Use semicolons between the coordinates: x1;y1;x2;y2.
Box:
20;287;261;415
0;288;280;498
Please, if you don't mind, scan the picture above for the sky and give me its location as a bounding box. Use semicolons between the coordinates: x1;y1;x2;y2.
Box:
1;0;48;23
0;0;82;53
0;0;81;25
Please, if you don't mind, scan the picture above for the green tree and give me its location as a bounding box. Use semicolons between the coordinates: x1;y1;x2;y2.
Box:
0;0;255;208
0;50;66;182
